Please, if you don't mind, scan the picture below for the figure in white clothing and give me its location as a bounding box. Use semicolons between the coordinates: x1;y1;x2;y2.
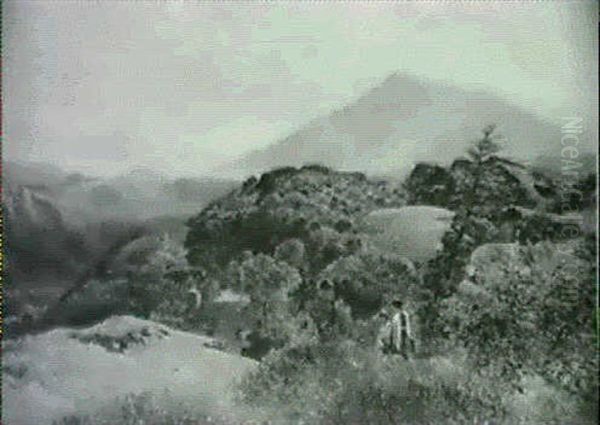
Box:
377;300;416;359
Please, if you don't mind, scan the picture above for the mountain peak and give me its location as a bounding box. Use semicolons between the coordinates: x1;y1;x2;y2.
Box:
230;74;562;178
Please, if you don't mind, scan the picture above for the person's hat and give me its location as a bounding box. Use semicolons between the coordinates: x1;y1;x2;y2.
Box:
391;299;403;308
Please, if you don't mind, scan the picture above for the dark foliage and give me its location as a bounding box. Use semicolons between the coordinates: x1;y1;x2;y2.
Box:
404;163;455;207
185;165;405;273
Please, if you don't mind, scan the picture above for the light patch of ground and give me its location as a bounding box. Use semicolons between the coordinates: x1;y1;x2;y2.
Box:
361;206;455;261
215;289;250;304
2;316;257;425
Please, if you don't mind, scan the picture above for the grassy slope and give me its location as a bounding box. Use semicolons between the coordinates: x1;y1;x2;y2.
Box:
361;206;455;262
1;316;257;425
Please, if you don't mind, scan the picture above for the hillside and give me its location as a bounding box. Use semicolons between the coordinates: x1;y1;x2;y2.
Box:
1;316;257;425
531;152;597;180
404;157;547;211
404;153;596;222
2;161;236;332
4;157;596;424
229;73;594;177
185;165;406;271
3;161;238;225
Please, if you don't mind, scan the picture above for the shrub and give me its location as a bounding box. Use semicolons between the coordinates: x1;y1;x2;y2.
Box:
274;238;306;270
239;340;520;424
442;240;597;407
53;393;210;425
404;163;455;207
226;253;302;342
318;250;421;320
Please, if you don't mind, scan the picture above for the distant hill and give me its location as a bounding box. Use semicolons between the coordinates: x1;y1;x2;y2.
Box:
185;165;406;270
3;184;93;298
230;73;595;177
3;161;237;223
531;152;597;180
2;161;236;322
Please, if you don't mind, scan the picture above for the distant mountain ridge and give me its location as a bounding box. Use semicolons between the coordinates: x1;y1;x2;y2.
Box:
531;152;597;179
3;161;237;224
229;73;596;177
2;161;237;321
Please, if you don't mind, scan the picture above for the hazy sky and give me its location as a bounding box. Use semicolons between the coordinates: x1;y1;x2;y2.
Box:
3;0;597;177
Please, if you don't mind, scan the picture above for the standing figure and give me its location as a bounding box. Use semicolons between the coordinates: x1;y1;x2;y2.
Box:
377;299;415;359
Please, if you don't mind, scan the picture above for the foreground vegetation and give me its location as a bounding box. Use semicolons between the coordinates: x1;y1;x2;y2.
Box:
50;127;597;424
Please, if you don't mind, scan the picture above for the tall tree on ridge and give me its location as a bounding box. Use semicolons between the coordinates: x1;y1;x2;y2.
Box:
463;124;525;214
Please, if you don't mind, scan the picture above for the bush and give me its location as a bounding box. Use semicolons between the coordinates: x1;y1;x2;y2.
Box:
239;340;522;424
226;252;302;342
404;163;455;207
442;240;597;409
53;393;209;425
317;250;421;319
124;235;191;317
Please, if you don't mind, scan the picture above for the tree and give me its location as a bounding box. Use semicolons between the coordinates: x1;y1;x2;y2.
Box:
274;238;306;270
460;125;526;213
226;253;302;341
404;163;456;206
318;251;421;320
302;280;355;342
126;234;191;318
466;125;503;164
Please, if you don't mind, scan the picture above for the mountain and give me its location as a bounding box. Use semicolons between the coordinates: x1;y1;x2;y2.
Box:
230;73;595;177
531;151;597;179
3;161;238;224
2;184;91;298
2;161;237;325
